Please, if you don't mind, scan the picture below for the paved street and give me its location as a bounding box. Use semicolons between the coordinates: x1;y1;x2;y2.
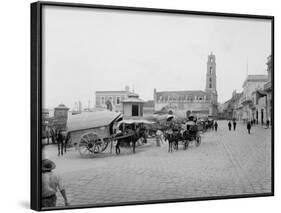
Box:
44;121;272;207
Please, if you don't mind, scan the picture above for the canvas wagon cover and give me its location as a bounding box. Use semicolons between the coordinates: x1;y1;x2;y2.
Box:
67;111;122;132
118;119;155;125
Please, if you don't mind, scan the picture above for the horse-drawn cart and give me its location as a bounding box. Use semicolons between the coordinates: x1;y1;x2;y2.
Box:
184;121;202;147
115;119;155;144
65;111;124;157
65;111;155;157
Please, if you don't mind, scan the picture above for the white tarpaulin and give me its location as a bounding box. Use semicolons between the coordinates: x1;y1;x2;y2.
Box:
117;119;155;125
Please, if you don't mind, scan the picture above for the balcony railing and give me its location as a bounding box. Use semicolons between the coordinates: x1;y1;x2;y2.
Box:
241;97;252;105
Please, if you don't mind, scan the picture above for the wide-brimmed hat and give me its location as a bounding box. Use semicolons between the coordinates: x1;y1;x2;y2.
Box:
42;159;56;172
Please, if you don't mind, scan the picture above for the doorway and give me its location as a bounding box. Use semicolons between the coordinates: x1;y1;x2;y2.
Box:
261;109;264;125
256;111;258;124
132;104;139;116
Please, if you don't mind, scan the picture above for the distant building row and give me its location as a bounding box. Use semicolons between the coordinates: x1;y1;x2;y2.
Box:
222;55;272;124
95;53;218;118
95;86;154;118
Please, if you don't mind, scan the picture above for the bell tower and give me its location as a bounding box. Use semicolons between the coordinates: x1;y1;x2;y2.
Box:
205;52;218;112
205;52;217;94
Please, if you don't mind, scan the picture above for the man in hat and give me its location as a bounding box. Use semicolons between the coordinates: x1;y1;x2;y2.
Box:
228;121;232;131
114;130;123;155
41;159;69;207
214;121;218;131
247;121;252;134
233;120;237;131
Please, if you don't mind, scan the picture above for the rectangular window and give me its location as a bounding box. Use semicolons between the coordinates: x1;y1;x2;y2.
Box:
209;83;212;88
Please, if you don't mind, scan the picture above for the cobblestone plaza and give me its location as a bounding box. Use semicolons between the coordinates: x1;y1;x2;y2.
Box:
44;121;272;207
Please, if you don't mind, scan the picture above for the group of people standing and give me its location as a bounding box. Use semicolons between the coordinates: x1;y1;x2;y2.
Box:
228;119;254;134
227;120;237;131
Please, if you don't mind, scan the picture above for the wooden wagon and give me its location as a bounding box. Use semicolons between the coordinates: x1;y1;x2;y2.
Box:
65;111;123;157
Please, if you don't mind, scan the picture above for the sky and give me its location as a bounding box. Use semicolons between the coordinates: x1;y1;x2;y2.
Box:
42;5;272;109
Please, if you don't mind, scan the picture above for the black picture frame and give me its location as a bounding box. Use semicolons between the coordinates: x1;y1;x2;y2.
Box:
31;1;274;211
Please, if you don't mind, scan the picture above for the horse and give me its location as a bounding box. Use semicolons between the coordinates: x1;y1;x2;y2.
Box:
164;130;179;152
114;129;143;154
49;128;67;156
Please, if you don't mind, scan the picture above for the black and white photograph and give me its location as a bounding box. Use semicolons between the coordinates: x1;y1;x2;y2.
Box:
31;2;273;211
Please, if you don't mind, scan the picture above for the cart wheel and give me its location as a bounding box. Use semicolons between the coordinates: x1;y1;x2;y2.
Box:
78;132;104;157
196;135;201;147
101;138;110;152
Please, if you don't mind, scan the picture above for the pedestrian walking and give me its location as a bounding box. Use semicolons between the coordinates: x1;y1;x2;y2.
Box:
115;140;121;154
247;121;251;134
57;130;64;156
41;159;69;207
114;130;122;155
233;120;237;131
50;128;56;144
228;121;232;131
46;129;50;145
214;121;218;131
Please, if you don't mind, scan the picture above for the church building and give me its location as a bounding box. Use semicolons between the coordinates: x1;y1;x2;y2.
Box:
153;53;218;118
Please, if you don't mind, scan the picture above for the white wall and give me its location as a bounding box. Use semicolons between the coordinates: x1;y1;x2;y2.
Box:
243;81;267;100
0;1;280;213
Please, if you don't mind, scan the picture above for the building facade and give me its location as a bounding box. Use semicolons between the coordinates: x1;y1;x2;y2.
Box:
95;86;137;112
143;100;155;116
122;93;145;118
264;55;272;124
153;53;218;118
240;75;268;123
223;90;243;121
